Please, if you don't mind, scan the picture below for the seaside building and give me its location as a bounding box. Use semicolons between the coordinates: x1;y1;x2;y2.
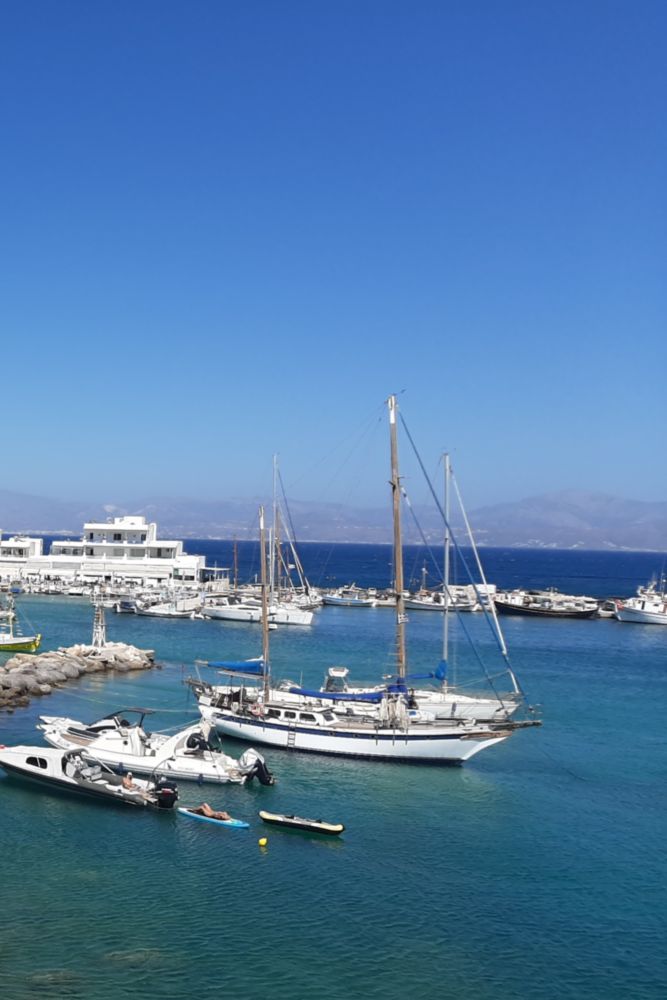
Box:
0;516;210;586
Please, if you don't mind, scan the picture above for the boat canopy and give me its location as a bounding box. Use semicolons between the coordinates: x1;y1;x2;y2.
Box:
209;659;266;678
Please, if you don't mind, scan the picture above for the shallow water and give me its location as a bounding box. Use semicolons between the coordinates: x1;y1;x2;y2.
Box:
1;584;666;999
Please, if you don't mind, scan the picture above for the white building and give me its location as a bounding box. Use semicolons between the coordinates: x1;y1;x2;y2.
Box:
0;517;207;585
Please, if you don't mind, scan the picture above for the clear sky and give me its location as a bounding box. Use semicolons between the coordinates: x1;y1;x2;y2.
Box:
1;1;665;510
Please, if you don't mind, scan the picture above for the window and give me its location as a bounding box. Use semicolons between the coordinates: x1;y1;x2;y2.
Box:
299;713;316;722
284;711;296;719
266;709;280;719
113;533;122;541
88;533;93;540
86;548;94;556
26;756;47;769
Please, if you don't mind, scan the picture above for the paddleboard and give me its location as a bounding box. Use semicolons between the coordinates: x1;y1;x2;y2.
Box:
258;810;345;835
178;807;249;829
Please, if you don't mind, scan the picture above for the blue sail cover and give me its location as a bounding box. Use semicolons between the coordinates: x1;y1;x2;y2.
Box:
209;659;265;677
385;660;447;686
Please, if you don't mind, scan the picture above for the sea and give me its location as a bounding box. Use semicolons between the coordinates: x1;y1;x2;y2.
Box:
0;544;665;1000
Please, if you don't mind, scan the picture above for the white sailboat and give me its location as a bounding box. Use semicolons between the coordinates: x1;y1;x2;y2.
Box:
195;398;538;763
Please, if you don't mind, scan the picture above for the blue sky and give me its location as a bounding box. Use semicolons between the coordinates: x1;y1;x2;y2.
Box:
1;1;665;510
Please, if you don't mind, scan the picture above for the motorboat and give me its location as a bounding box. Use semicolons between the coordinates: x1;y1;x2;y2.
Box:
615;580;667;625
0;745;178;809
38;708;275;785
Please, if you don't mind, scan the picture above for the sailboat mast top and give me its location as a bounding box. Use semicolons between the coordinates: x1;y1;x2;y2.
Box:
388;395;407;680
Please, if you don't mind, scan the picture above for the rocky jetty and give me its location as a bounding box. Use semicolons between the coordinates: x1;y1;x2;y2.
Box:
0;642;157;712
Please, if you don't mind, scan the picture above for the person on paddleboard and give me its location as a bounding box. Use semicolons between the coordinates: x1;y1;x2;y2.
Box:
191;803;232;821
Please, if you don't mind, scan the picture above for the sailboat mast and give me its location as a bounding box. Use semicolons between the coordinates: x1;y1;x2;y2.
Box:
259;506;271;701
388;395;406;680
442;452;451;677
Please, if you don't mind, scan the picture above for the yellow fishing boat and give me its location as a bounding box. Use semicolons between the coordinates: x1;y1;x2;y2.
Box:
0;596;41;653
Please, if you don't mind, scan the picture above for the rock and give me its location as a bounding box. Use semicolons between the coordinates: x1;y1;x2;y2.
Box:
0;640;159;713
60;664;82;679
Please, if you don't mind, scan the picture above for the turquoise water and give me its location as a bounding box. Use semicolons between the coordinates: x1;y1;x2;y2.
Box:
1;595;666;999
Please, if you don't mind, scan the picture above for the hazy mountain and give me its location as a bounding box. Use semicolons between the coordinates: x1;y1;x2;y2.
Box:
0;488;665;550
468;491;667;550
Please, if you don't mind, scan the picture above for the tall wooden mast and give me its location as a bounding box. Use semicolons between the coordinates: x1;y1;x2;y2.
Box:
388;395;406;680
259;505;271;701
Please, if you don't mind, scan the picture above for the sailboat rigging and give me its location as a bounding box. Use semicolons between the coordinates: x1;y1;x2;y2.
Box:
192;396;540;763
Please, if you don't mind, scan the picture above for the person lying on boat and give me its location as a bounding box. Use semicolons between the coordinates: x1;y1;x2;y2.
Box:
192;802;232;821
122;772;139;790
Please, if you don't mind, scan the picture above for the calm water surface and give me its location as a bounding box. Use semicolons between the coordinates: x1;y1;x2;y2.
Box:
1;550;666;999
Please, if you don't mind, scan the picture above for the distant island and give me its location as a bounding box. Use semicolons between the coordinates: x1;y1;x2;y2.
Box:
0;488;665;551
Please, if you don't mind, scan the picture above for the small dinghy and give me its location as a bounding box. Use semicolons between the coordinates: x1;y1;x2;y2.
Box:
178;807;249;829
258;809;345;835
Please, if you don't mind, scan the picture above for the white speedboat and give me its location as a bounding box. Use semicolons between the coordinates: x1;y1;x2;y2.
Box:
0;745;179;809
38;709;275;785
615;580;667;625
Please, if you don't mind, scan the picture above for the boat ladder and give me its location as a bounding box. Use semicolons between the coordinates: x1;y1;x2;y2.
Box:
286;727;296;749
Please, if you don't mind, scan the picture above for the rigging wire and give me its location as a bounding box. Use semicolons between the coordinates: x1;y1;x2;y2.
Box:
399;413;533;709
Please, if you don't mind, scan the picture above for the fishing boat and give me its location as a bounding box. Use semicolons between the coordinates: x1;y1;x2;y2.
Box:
322;586;377;607
38;708;275;785
615;579;667;625
494;589;599;619
259;810;345;835
195;398;539;763
0;745;179;809
0;596;41;653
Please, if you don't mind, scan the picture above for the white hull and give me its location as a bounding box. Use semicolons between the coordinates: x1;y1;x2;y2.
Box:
615;607;667;625
204;604;313;626
200;705;510;763
38;717;268;785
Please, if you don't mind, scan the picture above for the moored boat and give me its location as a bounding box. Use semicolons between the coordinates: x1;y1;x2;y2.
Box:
195;398;539;764
615;579;667;625
0;745;179;809
494;589;599;619
38;709;275;785
0;595;41;652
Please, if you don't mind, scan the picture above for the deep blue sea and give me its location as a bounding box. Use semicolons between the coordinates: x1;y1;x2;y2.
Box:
1;545;666;999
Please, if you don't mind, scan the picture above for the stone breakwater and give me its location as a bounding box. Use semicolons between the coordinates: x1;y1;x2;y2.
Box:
0;642;157;712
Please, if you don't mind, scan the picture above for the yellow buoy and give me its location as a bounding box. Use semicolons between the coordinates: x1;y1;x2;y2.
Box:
258;837;268;847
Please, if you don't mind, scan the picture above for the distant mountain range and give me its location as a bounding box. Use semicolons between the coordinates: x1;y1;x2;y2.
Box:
0;489;665;551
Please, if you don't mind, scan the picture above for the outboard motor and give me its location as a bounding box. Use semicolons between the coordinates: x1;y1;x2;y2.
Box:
155;778;179;809
238;748;275;786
